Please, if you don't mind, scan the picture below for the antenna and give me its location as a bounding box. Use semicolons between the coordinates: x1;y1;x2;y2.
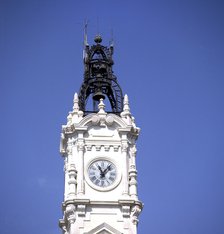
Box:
84;19;88;46
110;28;114;47
97;16;100;35
83;19;88;60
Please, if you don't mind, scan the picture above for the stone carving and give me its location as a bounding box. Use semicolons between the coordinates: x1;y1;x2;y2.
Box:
67;112;72;125
130;145;137;156
131;205;142;225
77;142;85;152
62;226;68;234
66;144;73;155
105;115;114;126
65;204;76;224
60;133;66;154
63;125;75;134
91;100;114;127
91;115;100;125
121;142;128;152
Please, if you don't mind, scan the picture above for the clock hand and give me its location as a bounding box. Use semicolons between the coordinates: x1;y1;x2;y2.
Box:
97;164;105;178
103;164;111;174
97;164;103;173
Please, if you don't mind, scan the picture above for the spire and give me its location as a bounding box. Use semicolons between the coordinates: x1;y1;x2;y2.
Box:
121;94;132;125
72;93;79;113
123;94;131;114
67;93;83;125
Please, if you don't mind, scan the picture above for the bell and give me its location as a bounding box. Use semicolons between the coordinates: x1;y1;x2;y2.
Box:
93;90;105;101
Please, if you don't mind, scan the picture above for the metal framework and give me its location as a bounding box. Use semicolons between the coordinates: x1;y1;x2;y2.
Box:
78;35;123;114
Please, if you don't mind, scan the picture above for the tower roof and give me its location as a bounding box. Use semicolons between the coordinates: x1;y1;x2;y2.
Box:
78;35;123;114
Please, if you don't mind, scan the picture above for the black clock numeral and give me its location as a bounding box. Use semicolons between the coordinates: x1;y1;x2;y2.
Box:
95;179;100;185
109;176;115;182
90;176;96;181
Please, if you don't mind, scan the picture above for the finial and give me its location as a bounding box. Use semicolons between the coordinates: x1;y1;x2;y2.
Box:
98;98;105;113
120;94;132;124
123;94;130;114
73;93;79;113
94;34;102;44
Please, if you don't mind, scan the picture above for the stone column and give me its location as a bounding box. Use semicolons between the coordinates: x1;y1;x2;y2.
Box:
121;139;129;196
67;163;77;199
129;145;138;199
77;140;85;196
64;157;69;200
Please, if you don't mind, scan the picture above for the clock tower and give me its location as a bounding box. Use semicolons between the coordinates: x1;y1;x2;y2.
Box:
59;35;143;234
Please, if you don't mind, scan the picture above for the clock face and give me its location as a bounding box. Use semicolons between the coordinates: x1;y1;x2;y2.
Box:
88;160;117;188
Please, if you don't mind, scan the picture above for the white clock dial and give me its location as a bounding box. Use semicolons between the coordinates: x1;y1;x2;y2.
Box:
88;160;117;188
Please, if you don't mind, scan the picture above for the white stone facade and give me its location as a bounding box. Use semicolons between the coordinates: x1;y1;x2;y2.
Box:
59;94;142;234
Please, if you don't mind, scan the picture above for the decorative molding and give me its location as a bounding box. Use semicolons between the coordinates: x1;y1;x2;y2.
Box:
95;145;101;151
104;145;110;151
122;205;131;217
114;145;119;152
84;222;122;234
85;144;120;152
86;145;92;151
77;204;86;217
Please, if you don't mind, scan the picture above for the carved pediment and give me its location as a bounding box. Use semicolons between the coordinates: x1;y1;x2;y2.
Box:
84;222;122;234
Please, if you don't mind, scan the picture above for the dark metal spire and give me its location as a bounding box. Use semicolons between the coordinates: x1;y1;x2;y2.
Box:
78;35;123;114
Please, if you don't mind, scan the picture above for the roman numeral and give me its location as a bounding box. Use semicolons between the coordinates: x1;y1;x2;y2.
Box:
90;176;96;182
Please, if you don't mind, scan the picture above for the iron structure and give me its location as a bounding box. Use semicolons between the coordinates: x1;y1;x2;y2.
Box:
78;35;123;114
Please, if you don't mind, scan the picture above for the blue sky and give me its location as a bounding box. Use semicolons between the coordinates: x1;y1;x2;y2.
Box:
1;0;224;234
